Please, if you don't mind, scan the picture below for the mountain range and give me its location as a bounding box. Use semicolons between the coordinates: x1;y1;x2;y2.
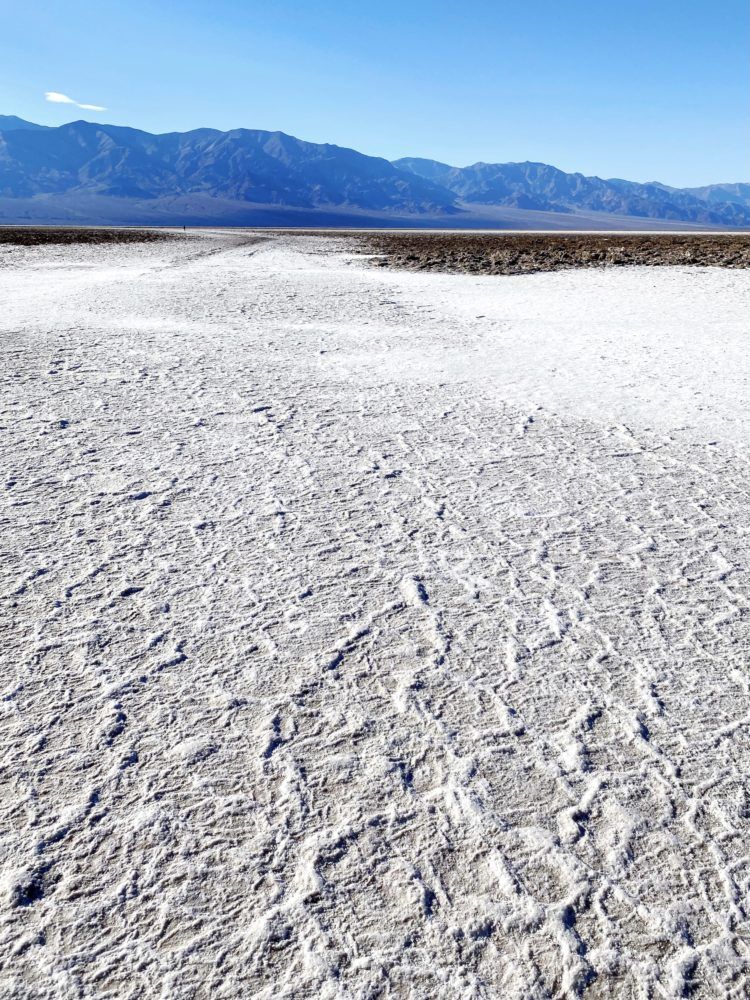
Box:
0;115;747;229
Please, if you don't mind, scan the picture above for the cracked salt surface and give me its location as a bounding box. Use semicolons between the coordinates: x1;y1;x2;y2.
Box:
1;232;750;998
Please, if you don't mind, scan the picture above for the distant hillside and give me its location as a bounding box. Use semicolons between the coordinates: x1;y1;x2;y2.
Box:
0;116;747;228
0;120;455;214
393;158;750;227
682;183;750;210
0;115;50;132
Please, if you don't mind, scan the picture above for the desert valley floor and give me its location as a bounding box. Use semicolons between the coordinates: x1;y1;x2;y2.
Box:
2;231;750;998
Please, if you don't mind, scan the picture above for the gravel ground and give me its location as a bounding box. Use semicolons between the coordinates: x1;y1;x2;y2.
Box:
0;228;180;247
2;233;750;998
346;231;750;275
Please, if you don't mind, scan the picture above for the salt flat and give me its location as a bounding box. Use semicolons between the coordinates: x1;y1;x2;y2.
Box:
2;233;750;998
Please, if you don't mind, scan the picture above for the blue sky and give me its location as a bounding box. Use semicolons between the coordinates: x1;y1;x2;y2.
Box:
2;0;747;186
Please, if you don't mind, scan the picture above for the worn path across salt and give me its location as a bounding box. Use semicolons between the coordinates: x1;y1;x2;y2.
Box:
2;234;750;998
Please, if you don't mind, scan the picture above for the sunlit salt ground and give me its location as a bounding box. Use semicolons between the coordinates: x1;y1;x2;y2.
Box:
2;232;750;999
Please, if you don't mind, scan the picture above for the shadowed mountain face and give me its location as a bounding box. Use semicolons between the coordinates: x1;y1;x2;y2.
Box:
0;116;50;132
0;117;747;227
682;182;750;210
393;157;750;226
0;120;457;213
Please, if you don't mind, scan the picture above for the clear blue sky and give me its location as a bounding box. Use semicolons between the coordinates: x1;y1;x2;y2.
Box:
2;0;748;186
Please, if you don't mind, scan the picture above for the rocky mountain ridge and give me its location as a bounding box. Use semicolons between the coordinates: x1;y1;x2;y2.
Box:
0;116;747;227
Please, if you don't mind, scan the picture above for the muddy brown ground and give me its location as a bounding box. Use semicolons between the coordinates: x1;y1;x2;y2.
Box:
0;228;177;246
347;232;750;275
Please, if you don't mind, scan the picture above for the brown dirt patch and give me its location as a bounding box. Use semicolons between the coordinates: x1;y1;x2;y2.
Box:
0;227;178;247
346;232;750;276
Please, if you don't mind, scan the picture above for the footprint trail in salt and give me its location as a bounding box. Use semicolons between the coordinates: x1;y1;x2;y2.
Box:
1;232;750;998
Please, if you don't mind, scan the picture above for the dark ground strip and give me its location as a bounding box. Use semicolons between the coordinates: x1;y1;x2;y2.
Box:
0;228;179;246
344;232;750;275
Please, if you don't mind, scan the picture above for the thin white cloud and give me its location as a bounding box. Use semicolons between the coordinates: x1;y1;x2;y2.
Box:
44;91;106;112
45;92;76;104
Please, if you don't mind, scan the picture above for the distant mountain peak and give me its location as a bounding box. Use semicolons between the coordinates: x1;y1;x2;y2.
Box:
394;156;750;226
0;118;458;216
0;117;747;227
0;115;50;132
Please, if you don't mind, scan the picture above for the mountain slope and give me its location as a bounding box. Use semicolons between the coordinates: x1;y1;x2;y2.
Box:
0;117;747;227
0;115;50;132
394;157;750;226
683;183;750;210
0;121;457;213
